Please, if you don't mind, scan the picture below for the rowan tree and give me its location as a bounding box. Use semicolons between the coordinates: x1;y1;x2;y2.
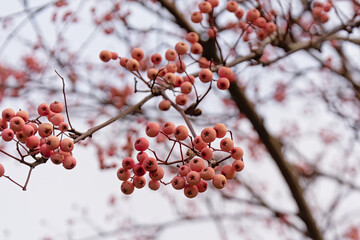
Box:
0;0;360;240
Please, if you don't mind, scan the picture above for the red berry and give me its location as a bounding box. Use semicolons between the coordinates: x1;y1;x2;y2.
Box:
213;123;227;138
149;167;164;181
184;185;198;198
117;167;131;180
201;167;215;180
232;160;245;172
212;174;227;189
63;156;76;170
133;176;146;189
231;147;244;160
134;137;149;151
122;157;135;170
171;175;186;190
201;127;217;143
174;125;188;140
60;138;74;152
201;147;213;160
146;122;160;137
221;165;236;179
0;163;4;177
121;180;135;194
148;180;160;191
99;50;112;62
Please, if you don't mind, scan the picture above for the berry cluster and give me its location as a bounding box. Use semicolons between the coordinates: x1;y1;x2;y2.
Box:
312;1;333;23
0;101;76;177
191;1;277;42
117;122;244;198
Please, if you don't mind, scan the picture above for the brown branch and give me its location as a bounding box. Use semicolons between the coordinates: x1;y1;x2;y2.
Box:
73;94;154;143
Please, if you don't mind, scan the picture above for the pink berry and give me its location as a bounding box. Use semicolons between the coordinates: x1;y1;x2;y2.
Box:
196;179;208;193
46;135;60;150
199;69;213;83
131;48;144;61
133;163;146;176
190;43;203;54
2;108;15;121
146;122;160;137
25;135;40;149
220;138;234;152
37;103;50;116
40;144;53;158
16;110;29;122
201;147;213;160
149;167;164;181
133;176;146;189
235;8;244;19
147;68;158;80
121;180;135;194
151;53;162;65
201;167;215;180
148;180;160;191
217;77;230;90
22;124;35;137
164;72;177;85
2;128;14;142
213;123;227;138
0;163;4;177
175;41;188;55
159;99;171;111
165;49;177;61
38;123;53;138
246;8;260;22
134;137;149;151
212;174;227;189
178;165;190;176
183;75;195;84
165;63;177;73
99;50;112;62
186;32;199;43
191;11;203;23
232;160;245;172
50;101;64;113
198;1;212;13
231;147;244;160
254;17;267;28
142;157;158;171
162;122;175;135
58;122;69;132
137;151;148;163
60;138;74;152
221;165;236;179
9;116;25;132
174;125;188;140
189;158;205;172
119;57;129;67
50;113;64;126
184;185;198;198
201;127;217;143
126;59;140;71
175;94;188;106
193;136;207;151
218;67;233;79
226;1;238;12
111;52;118;60
117;167;131;180
207;0;219;7
0;118;8;130
122;157;135;170
50;152;64;165
265;22;277;34
180;81;193;94
171;175;186;190
62;156;76;170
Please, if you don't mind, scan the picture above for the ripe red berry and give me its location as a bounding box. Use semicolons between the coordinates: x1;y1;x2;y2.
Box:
117;167;131;180
191;11;203;23
59;138;74;152
174;125;188;140
122;157;135;170
131;48;144;61
221;165;236;179
201;127;217;143
121;180;135;194
232;160;245;172
254;17;267;28
133;163;146;176
0;163;4;177
186;32;199;43
25;135;40;149
213;123;227;138
201;147;213;160
50;113;64;126
190;43;203;54
235;8;244;19
148;180;160;191
175;94;188;106
212;174;227;189
162;122;175;135
149;167;164;181
133;176;146;189
196;179;208;193
178;165;190;176
165;49;178;61
63;156;76;170
151;53;162;65
2;108;15;121
146;122;160;137
231;147;244;160
246;8;260;22
171;175;186;190
50;152;64;165
99;50;112;62
184;185;198;198
201;167;215;180
142;157;158;171
119;57;129;67
134;137;149;151
226;1;238;12
220;138;234;152
193;136;207;151
46;135;60;150
198;1;212;13
189;158;205;172
50;101;64;113
199;69;213;83
126;59;140;71
180;81;193;94
137;151;148;163
159;99;171;111
175;41;188;55
16;110;29;122
9;116;25;132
